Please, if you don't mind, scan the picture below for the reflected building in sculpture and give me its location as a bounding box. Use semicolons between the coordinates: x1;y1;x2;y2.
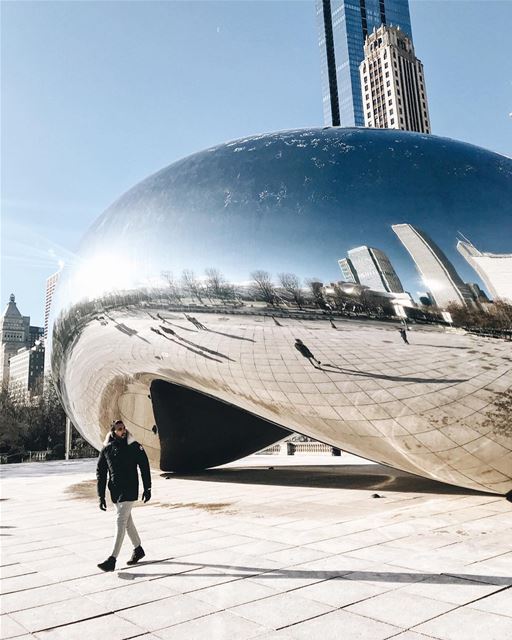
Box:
316;0;413;126
338;257;359;283
346;245;404;293
392;224;474;308
49;128;512;495
457;239;512;302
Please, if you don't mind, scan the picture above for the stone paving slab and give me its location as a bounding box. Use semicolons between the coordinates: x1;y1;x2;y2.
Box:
1;455;511;639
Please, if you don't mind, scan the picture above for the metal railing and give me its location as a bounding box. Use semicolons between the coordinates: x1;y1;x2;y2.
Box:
257;442;342;456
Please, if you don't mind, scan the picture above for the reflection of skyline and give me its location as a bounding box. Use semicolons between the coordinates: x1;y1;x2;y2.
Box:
49;129;511;318
457;237;512;303
337;223;511;308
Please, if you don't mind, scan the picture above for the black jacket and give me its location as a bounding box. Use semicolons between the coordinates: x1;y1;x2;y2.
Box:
96;431;151;503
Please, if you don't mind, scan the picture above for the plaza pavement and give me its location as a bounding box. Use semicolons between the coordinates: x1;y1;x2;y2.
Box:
1;454;511;640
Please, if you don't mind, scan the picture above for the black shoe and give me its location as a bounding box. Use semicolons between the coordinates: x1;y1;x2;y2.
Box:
126;545;145;565
97;556;116;572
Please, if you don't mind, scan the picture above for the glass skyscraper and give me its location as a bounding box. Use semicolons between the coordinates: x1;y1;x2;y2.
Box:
392;224;475;309
316;0;412;127
346;245;404;293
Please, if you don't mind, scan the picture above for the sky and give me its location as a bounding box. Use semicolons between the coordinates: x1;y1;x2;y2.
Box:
1;0;511;326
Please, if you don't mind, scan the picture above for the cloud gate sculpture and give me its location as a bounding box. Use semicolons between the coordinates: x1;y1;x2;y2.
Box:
50;127;512;495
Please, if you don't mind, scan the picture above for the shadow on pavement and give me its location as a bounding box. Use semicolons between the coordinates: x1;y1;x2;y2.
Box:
164;464;495;496
118;559;512;586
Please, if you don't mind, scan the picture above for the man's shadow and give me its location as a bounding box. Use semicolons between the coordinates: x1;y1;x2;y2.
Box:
118;559;511;587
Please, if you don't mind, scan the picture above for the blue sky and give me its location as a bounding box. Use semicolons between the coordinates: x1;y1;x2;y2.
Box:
2;0;511;325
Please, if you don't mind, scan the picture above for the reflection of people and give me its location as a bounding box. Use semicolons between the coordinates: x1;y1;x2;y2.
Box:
185;314;207;330
398;328;409;344
96;420;151;572
294;338;321;368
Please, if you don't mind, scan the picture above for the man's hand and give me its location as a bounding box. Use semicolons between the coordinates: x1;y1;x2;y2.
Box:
142;489;151;503
99;497;107;511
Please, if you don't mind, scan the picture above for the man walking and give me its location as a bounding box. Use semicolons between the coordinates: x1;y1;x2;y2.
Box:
294;338;322;368
96;420;152;572
398;327;409;345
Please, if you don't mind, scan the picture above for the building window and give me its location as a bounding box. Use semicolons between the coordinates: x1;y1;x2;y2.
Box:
389;109;393;115
384;62;388;68
387;90;391;96
390;118;395;125
385;71;389;77
388;99;392;105
386;80;390;87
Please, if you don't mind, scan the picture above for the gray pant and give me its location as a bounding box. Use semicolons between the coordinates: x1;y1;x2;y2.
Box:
111;501;141;558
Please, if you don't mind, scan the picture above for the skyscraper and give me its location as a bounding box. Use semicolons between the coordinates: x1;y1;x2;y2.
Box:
392;224;474;308
360;25;430;132
457;239;512;302
8;342;45;400
44;270;60;340
346;245;404;293
0;294;30;388
316;0;412;127
338;257;359;283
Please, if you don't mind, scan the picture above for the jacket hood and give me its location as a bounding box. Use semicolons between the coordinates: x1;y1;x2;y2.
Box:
103;429;136;446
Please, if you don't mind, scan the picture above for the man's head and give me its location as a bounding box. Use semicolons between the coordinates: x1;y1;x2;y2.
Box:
111;420;127;439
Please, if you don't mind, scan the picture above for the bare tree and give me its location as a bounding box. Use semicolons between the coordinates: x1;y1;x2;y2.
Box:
181;270;204;304
305;279;326;309
278;272;305;309
331;284;352;312
161;271;182;304
205;268;234;302
250;270;278;307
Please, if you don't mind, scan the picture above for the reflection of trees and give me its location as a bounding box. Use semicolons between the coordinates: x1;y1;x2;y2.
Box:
181;270;204;304
205;268;235;302
446;299;512;330
305;279;326;309
250;270;279;307
278;273;305;310
161;271;183;304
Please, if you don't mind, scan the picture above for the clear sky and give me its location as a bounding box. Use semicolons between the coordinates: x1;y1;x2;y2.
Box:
1;0;511;325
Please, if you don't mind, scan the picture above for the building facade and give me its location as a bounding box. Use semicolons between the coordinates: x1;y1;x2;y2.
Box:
360;24;430;132
8;342;45;400
44;270;60;340
316;0;412;127
457;240;512;303
345;245;404;293
392;224;474;308
338;257;359;283
0;294;30;388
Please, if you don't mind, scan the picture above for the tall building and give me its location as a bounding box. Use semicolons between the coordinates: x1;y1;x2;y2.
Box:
8;342;45;400
456;239;512;303
360;24;430;132
338;257;359;283
44;270;60;340
346;245;404;293
0;294;30;388
392;224;474;308
316;0;412;127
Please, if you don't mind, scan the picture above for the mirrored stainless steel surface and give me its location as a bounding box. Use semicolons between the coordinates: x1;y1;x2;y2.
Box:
50;127;512;493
